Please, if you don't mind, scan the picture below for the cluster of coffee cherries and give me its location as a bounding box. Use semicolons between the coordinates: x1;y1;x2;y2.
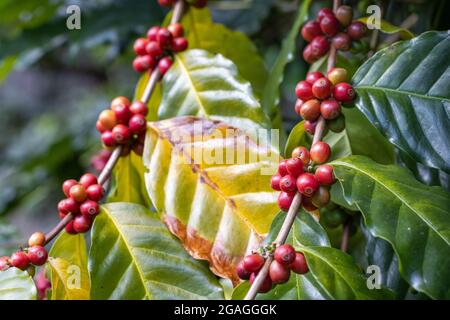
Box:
96;96;147;157
271;143;335;213
133;22;188;75
158;0;207;8
295;68;354;135
237;244;308;293
301;6;367;63
58;173;104;234
0;232;48;272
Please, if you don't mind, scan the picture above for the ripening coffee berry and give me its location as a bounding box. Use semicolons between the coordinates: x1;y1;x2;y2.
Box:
306;71;325;85
310;141;331;164
301;21;322;42
296;173;320;197
0;256;9;270
243;254;265;273
312;77;332;100
73;215;92;233
59;198;79;214
132;55;154;73
79;173;98;188
320;14;340;36
278;160;288;176
101;131;116;147
274;244;296;265
315;164;335;185
269;260;291;284
158;57;173;75
328;114;346;133
300;99;321;121
332;32;352;51
294;99;303;115
302;196;318;212
280;175;297;192
311;186;331;208
86;184;104;202
250;272;272;293
278;192;295;211
129;114;147;134
327;67;348;85
347;21;367;40
98;110;117;130
133;38;149;56
286;157;304;177
320;99;341;120
28;232;46;247
80;200;100;217
130;101;148;116
112;124;132;144
96;120;107;133
302;44;317;64
295;81;314;101
27;246;48;266
157;28;173;48
69;184;87;203
111;96;130;109
304;120;317;134
113;104;132;125
146;41;164;57
290;252;309;274
62;179;78;198
11;251;30;270
158;0;175;7
335;5;353;27
317;8;334;22
171;37;188;52
65;221;77;235
310;36;330;57
291;146;310;165
236;260;251;280
333;82;355;102
270;174;282;191
168;23;184;38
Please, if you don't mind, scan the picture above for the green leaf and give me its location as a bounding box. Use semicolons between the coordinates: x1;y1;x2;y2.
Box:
262;0;311;126
47;232;90;300
0;268;36;300
358;17;414;40
89;202;224;299
331;155;450;299
352;31;450;173
283;121;311;158
143;116;280;283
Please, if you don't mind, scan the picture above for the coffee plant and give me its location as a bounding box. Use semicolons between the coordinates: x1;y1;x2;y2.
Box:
0;0;449;301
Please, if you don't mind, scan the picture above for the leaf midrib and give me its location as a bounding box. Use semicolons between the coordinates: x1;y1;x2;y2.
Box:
355;85;450;103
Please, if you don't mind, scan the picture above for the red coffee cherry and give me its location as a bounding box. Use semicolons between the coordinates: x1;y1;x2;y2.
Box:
250;272;272;293
280;175;297;192
69;184;87;202
304;120;317;134
278;192;295;211
302;196;318;212
27;246;48;266
157;28;173;48
112;103;132;125
336;5;353;27
320;14;340;36
168;23;184;38
28;232;46;247
132;142;145;156
311;186;331;208
327;67;348;85
315;164;335;185
80;200;100;217
347;21;367;40
0;256;9;270
306;71;325;84
302;44;317;64
294;99;303;115
301;21;322;42
62;179;78;198
101;131;116;147
158;0;175;7
300;99;321;121
192;0;208;8
133;38;149;56
317;8;334;22
11;251;30;270
130;101;148;116
333;82;355;102
291;146;310;165
320;99;341;120
269;260;291;284
73;215;92;233
112;124;132;144
96;121;107;133
312;77;332;100
243;254;265;273
86;184;104;202
146;41;164;57
295;81;314;101
332;32;352;51
147;26;160;41
171;37;188;52
129;114;147;134
278;160;288;176
290;252;309;274
310;141;331;164
65;221;77;235
98;110;117;130
236;260;251;280
270;174;282;191
296;173;320;197
274;244;296;265
286;157;305;177
132;55;154;72
158;57;173;75
59;198;79;214
79;173;98;188
111;96;130;109
310;36;330;57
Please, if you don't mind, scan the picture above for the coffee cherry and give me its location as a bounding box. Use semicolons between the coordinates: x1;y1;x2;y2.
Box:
147;26;160;41
168;23;184;38
320;14;340;36
278;160;288;176
171;37;188;52
111;96;130;109
302;196;318;212
65;221;77;235
327;67;348;85
250;272;272;293
158;57;173;75
301;21;322;42
96;120;107;133
312;77;332;100
101;131;116;147
278;192;295;211
98;110;117;130
320;99;341;120
69;184;87;203
158;0;175;7
269;260;291;284
286;157;304;177
80;200;100;217
146;41;164;57
28;246;48;266
133;38;149;56
129;114;147;134
315;164;335;185
192;0;208;8
133;55;154;72
347;21;367;40
310;36;330;57
336;5;353;27
280;175;297;192
291;146;310;165
317;8;334;22
274;244;296;265
294;99;303;115
236;260;251;280
243;254;264;273
295;81;314;101
302;44;317;64
62;179;78;198
270;174;282;191
328;114;346;132
28;232;46;247
157;28;173;48
86;184;104;202
130;101;148;116
132;142;145;156
296;173;319;197
59;198;79;214
311;186;331;208
332;32;352;51
300;99;321;121
79;173;98;189
112;124;132;144
0;256;9;270
310;142;331;164
290;252;308;274
304;120;317;134
11;251;30;270
73;215;92;233
113;103;132;125
306;71;325;85
333;82;355;102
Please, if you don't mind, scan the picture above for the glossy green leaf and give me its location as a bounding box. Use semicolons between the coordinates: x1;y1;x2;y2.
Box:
353;31;450;173
331;155;450;299
47;232;90;300
89;202;224;299
0;268;36;300
283;121;311;158
358;17;414;40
